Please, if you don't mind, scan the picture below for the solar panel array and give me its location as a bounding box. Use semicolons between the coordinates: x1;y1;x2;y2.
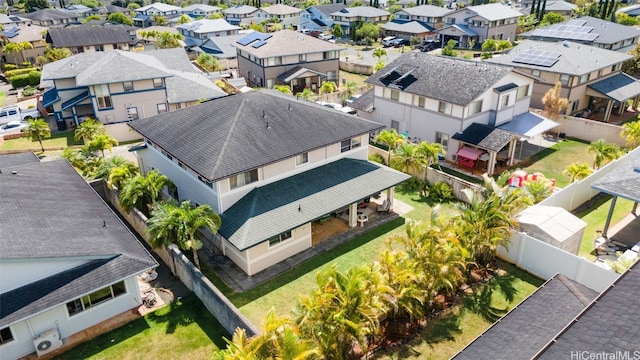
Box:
182;21;202;31
512;49;561;67
2;27;19;38
530;20;599;42
236;32;273;46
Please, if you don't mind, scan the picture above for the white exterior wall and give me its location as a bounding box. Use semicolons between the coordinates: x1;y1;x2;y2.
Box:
0;259;87;293
0;277;141;360
92;80;168;124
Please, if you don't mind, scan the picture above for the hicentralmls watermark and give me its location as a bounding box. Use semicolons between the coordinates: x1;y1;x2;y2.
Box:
570;351;640;360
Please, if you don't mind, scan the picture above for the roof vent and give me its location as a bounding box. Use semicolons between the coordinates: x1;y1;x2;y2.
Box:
12;170;18;175
562;41;569;47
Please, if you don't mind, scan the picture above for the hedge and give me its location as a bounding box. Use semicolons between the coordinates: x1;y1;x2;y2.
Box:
9;71;41;88
4;68;39;78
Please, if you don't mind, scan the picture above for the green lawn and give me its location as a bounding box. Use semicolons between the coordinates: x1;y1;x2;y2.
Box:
516;138;593;189
0;130;82;151
375;261;544;360
0;91;5;107
55;294;228;360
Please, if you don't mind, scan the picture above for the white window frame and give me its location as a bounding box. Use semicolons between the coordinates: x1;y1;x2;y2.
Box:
123;81;134;92
435;131;448;150
468;100;482;116
157;103;167;114
516;85;529;99
230;169;259;189
438;101;452;114
95;84;112;109
390;89;399;101
296;152;309;166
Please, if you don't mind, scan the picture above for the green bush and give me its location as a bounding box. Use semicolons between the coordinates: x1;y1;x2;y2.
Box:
22;86;36;97
28;71;41;85
368;153;386;165
9;71;41;88
4;64;18;71
21;62;31;68
5;68;39;78
429;181;454;202
481;52;493;59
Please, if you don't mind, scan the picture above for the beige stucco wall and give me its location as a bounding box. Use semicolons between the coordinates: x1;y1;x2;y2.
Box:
243;223;312;275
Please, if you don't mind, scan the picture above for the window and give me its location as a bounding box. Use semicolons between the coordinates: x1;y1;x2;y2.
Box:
153;78;164;88
175;102;182;110
95;44;104;52
323;51;336;60
531;69;541;77
468;100;482;116
560;74;570;86
296;152;308;166
266;78;274;89
123;81;134;92
612;64;618;71
299;53;306;62
501;94;510;108
157;103;167;114
230;169;259;189
127;106;139;121
168;183;179;200
390;89;399;101
340;137;361;152
268;230;292;247
66;281;126;316
417;96;425;108
0;327;13;345
391;120;399;131
95;84;112;109
435;132;448;150
516;85;529;99
571;100;579;112
579;73;590;84
438;101;452;114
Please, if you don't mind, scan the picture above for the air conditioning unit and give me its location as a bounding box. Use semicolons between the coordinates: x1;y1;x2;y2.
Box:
33;329;63;357
451;154;457;162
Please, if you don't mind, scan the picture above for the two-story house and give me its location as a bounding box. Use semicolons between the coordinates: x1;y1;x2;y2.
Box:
177;19;240;48
393;5;451;30
133;2;182;28
181;4;222;19
193;33;246;69
0;13;30;29
224;5;258;26
382;19;435;41
0;24;47;65
45;26;132;54
0;152;157;360
353;52;557;175
128;90;410;276
253;4;302;29
521;0;577;18
486;40;640;123
234;29;342;92
21;9;81;28
519;16;640;53
439;3;522;47
331;6;391;36
40;48;226;130
299;3;346;33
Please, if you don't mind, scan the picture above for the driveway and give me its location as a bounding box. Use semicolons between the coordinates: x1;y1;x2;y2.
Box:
340;45;406;66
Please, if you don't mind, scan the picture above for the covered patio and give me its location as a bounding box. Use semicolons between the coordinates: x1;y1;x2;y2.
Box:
585;73;640;123
452;123;515;175
278;66;328;94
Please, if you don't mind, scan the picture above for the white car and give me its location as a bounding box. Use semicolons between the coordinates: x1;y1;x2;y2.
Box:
316;101;357;115
0;120;29;135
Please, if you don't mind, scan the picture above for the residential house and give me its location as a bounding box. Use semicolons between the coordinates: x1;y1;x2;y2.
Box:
192;33;246;69
299;3;346;33
382;20;435;41
85;5;129;17
0;13;30;29
133;2;182;27
519;16;640;53
77;20;138;42
45;26;132;54
181;4;222;18
521;0;577;17
135;25;180;50
616;4;640;17
177;19;240;49
355;52;557;175
21;8;81;28
439;3;522;47
64;4;93;16
331;6;391;36
393;5;451;30
234;29;342;92
0;152;157;360
253;4;302;29
127;90;410;276
486;40;640;123
224;5;258;26
40;48;226;130
0;24;47;65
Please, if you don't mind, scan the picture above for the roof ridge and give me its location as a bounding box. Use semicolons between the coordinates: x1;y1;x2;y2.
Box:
210;95;247;178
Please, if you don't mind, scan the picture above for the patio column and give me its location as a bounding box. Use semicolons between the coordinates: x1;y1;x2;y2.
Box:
633;95;640;110
602;195;618;238
603;100;614;123
348;203;358;228
618;99;627;115
507;139;517;167
386;187;395;208
487;151;497;175
633;202;638;216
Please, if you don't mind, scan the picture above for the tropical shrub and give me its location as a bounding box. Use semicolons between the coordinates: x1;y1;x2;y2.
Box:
429;181;454;202
368;152;386;165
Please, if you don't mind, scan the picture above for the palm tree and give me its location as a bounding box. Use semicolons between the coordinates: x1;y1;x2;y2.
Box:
295;88;314;101
22;119;51;152
44;47;72;63
145;200;221;269
251;311;321;359
588;139;623;169
522;178;553;203
196;53;221;72
390;142;424;176
340;80;358;103
74;117;105;143
273;85;292;94
153;15;168;26
416;141;444;168
88;133;119;159
372;47;387;62
107;161;140;190
92;155;132;181
621;120;640;149
3;41;33;64
177;14;191;24
319;81;337;97
563;162;593;183
374;128;405;165
119;170;173;216
156;31;184;49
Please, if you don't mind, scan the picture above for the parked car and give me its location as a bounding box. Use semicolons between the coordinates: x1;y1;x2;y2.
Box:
318;33;334;41
391;38;409;48
381;36;397;47
0;106;39;126
0;120;29;135
316;101;357;115
418;39;441;52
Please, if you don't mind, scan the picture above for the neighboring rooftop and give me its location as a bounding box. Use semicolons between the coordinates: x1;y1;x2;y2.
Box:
366;52;513;106
1;24;47;42
128;90;383;182
382;20;434;33
223;5;258;15
177;19;240;33
399;4;452;17
258;3;301;15
197;34;246;59
486;40;631;76
232;29;342;57
46;26;132;47
21;8;80;21
462;3;524;21
330;6;390;18
309;3;347;15
136;2;182;12
181;4;222;13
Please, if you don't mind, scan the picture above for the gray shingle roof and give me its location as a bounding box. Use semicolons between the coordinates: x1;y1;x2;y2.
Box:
545;0;577;11
537;261;640;357
22;8;80;21
454;274;598;360
137;2;182;12
233;29;342;58
452;123;514;152
349;88;374;112
258;4;301;15
220;158;410;250
382;20;434;33
128;90;384;182
198;34;246;59
46;26;131;47
521;16;640;46
310;3;347;16
466;3;524;21
366;53;513;106
176;19;239;33
486;40;631;76
330;6;390;18
399;4;451;17
587;73;640;103
0;156;157;328
223;5;258;15
591;151;640;202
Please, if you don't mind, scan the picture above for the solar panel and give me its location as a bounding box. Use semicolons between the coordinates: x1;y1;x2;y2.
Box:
566;19;587;26
252;40;266;48
513;49;561;68
9;16;20;21
236;32;260;46
255;32;272;41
